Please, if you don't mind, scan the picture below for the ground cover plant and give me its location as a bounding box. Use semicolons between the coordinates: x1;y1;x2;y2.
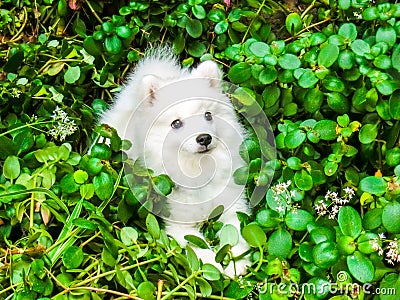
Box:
1;0;400;299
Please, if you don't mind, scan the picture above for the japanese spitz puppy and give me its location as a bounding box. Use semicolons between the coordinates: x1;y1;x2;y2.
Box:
101;47;250;277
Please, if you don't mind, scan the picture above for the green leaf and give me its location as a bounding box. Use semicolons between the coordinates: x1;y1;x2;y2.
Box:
256;209;280;228
249;42;270;57
374;55;392;69
192;5;206;19
362;6;378;20
312;241;339;268
338;206;362;238
285;209;314;231
327;92;349;114
4;50;24;73
186;18;202;38
363;208;382;230
338;0;351;9
323;77;344;92
278;54;301;70
313;120;338;141
214;20;228;34
351;39;370;56
73;170;88;184
359;176;386;195
196;277;212;297
382;201;400;233
152;174;173;196
93;172;114;201
228;62;251;83
298;69;319;88
286;156;302;170
376;80;396;96
120;227;138;246
347;251;374;283
338;50;355;69
380;273;400;300
64;66;80;84
233;166;250;185
268;228;292;258
219;224;239;247
285;13;302;35
359;123;378;144
242;223;266;247
186;246;199;271
146;214;160;239
185;235;209;249
294;169;313;191
258;66;277;84
389;91;400;120
137;282;155;300
80;183;95;199
3;155;20;180
386;147;400;167
72;218;97;230
284;129;306;149
310;226;335;244
318;44;339;67
324;161;338;176
376;25;397;48
115;26;132;39
104;36;122;54
60;173;80;194
304;86;323;112
47;62;66;76
202;264;221;281
207;9;225;22
392;44;400;72
62;246;84;269
187;41;206;57
338;23;357;41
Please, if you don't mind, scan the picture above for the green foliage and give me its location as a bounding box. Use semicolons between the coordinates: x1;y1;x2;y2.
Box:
2;0;400;299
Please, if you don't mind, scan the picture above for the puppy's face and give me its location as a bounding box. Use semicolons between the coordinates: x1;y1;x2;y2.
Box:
164;101;218;154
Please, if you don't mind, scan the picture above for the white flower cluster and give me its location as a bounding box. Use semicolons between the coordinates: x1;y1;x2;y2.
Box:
370;235;400;265
48;106;77;141
271;180;299;215
314;187;355;219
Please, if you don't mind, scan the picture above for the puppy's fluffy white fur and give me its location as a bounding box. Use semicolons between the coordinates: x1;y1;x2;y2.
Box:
100;47;250;276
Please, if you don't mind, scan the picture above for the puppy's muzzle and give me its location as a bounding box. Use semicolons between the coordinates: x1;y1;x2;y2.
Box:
196;133;212;153
196;133;212;147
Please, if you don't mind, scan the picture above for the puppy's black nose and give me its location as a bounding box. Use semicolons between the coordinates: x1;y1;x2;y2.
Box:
196;133;212;146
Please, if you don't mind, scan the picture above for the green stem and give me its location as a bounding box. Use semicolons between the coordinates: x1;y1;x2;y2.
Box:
0;121;50;138
241;0;267;43
72;253;174;287
160;271;199;300
85;0;103;24
162;292;236;300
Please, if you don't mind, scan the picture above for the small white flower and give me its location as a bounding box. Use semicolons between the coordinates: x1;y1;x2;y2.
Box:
378;233;386;239
49;106;77;141
276;206;285;213
343;187;355;199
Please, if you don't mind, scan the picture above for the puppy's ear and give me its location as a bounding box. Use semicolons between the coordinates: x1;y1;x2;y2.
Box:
191;61;223;88
142;75;160;105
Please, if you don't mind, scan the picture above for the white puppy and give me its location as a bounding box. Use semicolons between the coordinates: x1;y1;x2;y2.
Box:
100;47;250;276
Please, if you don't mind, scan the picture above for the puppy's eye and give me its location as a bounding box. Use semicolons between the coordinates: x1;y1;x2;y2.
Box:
171;119;183;129
205;111;212;121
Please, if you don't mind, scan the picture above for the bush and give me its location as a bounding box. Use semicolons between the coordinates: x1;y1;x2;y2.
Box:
1;0;400;299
